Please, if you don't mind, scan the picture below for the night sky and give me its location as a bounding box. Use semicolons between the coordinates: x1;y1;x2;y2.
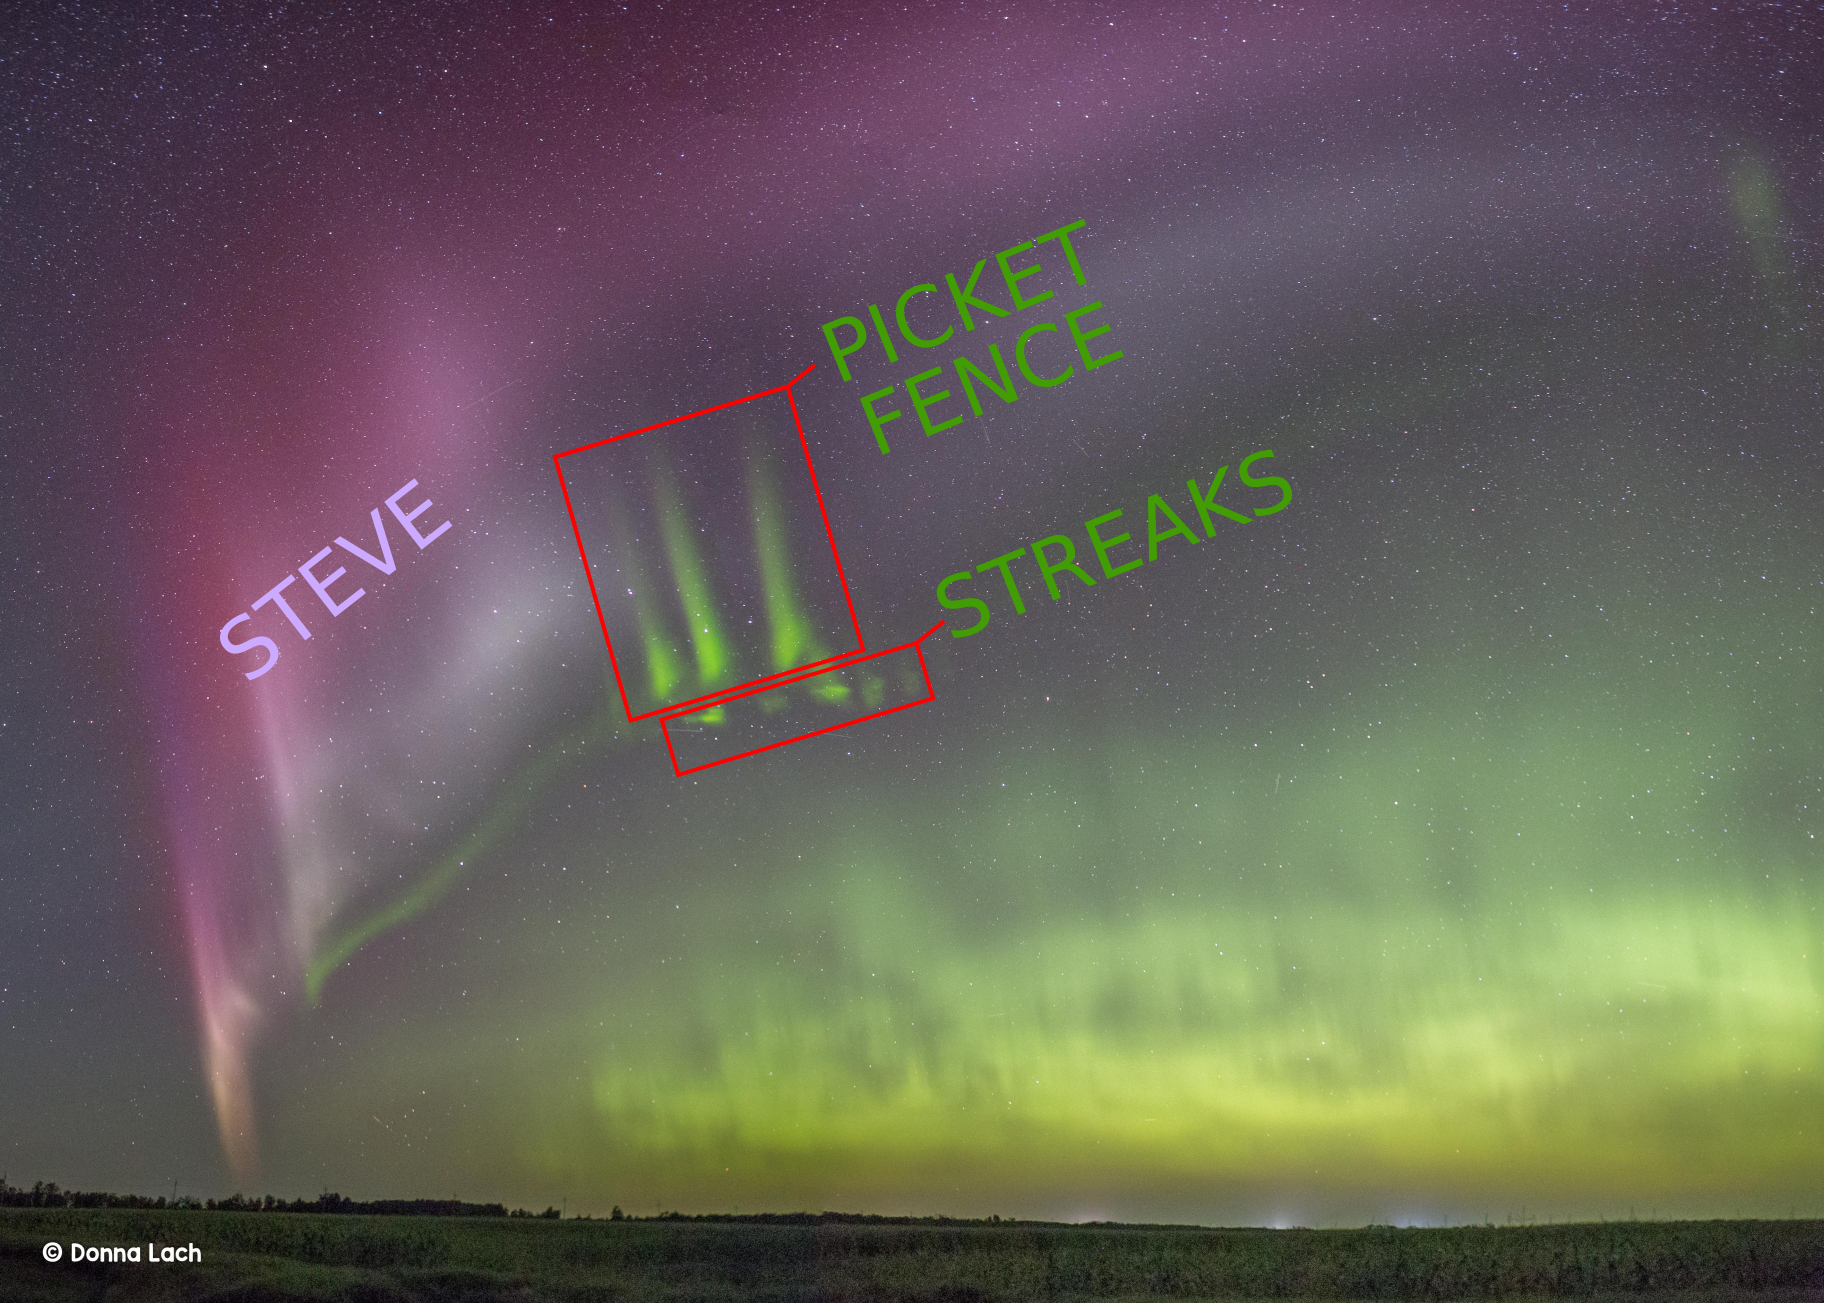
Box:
3;2;1821;1226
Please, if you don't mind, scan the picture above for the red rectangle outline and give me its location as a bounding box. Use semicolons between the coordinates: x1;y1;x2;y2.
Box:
658;621;945;776
553;363;868;723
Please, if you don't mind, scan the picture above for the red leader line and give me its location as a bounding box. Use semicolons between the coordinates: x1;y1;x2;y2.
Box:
783;366;865;650
552;363;819;462
553;454;636;722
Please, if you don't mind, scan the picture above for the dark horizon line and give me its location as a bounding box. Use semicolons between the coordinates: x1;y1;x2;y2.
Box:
0;1179;1813;1231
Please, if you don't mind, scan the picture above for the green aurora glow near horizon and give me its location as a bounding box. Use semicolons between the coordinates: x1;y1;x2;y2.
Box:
271;233;1824;1221
276;420;1823;1220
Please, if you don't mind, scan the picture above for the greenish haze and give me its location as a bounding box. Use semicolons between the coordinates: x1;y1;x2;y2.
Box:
279;261;1822;1219
1729;150;1790;293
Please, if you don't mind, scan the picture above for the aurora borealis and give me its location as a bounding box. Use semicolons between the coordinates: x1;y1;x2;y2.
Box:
3;1;1820;1228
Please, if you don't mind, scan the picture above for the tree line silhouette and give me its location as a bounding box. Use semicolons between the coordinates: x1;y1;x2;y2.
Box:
2;1178;1029;1226
0;1178;556;1219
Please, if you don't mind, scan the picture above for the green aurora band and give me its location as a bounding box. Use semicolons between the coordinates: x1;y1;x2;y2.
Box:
284;179;1818;1215
282;463;1823;1215
285;605;1822;1217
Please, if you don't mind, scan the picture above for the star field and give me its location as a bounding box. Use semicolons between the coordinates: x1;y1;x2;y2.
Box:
1;1;1820;1225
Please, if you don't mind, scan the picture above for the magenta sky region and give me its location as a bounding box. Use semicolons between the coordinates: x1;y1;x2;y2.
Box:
217;481;453;681
145;7;1778;1180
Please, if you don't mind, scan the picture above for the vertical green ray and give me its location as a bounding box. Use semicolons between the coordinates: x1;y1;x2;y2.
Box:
748;448;825;673
1727;148;1803;349
1729;150;1789;289
655;463;731;690
605;499;682;707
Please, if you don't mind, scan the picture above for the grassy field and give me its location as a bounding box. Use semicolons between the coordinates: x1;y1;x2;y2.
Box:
1;1208;1820;1302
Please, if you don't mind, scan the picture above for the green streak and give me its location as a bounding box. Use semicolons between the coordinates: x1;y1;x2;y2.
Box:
748;452;823;673
641;619;682;703
308;455;755;1005
304;689;623;1006
656;466;730;689
1727;148;1802;349
1729;150;1788;289
606;502;682;706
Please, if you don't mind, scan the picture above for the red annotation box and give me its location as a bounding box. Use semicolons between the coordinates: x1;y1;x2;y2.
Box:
553;365;942;774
